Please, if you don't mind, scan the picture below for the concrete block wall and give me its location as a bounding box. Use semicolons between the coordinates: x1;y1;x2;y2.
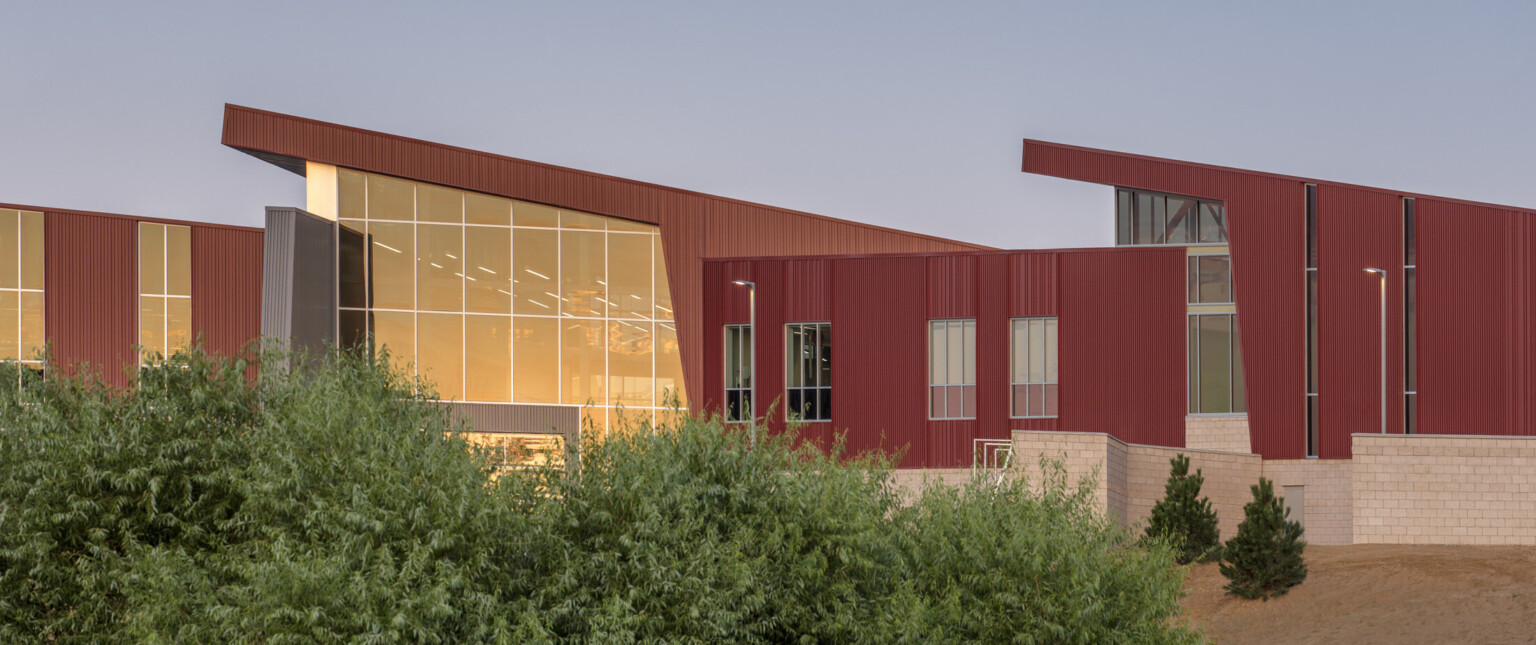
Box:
1184;416;1252;453
889;468;973;504
1123;445;1262;543
1263;459;1353;545
1011;431;1117;519
1352;434;1536;545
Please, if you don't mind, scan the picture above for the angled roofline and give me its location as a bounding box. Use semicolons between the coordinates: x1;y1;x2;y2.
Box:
1022;138;1536;216
221;104;990;251
705;245;1179;264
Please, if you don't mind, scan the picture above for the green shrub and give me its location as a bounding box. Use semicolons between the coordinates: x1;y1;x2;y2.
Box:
1220;477;1307;600
0;347;1205;643
1145;454;1221;564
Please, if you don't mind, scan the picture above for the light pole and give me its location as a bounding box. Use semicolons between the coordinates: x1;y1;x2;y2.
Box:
731;280;757;444
1364;268;1387;434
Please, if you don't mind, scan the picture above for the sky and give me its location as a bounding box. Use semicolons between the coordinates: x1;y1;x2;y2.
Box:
2;1;1532;250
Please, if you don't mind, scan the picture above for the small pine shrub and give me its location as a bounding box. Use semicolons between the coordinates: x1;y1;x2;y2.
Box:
1144;453;1221;564
1220;477;1307;600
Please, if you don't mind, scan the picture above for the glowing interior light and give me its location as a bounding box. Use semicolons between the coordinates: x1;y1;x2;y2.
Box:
445;253;458;259
431;262;444;269
477;266;496;274
524;269;550;280
374;242;402;254
529;299;551;309
497;289;512;296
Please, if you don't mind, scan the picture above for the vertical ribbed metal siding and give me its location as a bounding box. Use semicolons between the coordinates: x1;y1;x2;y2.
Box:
1417;199;1536;437
1023;141;1309;458
191;226;264;362
1315;185;1403;457
782;259;832;322
833;256;928;467
45;212;138;386
1057;249;1186;448
222;105;987;423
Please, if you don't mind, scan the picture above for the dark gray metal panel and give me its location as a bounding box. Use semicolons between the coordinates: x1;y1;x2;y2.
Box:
261;207;336;362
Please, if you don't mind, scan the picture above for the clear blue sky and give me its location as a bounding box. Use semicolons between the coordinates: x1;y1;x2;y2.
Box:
3;1;1531;249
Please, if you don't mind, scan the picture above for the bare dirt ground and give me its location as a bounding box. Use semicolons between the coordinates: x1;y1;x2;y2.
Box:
1181;545;1536;645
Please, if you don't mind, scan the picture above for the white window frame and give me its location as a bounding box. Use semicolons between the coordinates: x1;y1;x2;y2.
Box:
928;319;976;420
784;322;831;422
1010;317;1058;419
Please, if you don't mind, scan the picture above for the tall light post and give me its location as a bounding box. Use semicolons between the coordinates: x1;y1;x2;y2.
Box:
731;280;757;444
1364;268;1387;434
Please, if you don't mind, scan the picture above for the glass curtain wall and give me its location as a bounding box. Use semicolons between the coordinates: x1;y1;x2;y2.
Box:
139;222;192;361
332;168;684;437
0;209;44;367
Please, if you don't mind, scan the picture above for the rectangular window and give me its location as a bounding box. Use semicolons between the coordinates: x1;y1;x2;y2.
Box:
929;319;976;420
785;323;831;422
0;209;44;369
724;324;753;422
1010;318;1058;418
139;222;191;362
1114;188;1226;246
1304;184;1319;456
1188;313;1245;414
1187;254;1234;304
1403;197;1417;434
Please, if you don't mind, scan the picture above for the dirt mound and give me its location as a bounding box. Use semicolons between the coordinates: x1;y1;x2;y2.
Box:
1181;545;1536;644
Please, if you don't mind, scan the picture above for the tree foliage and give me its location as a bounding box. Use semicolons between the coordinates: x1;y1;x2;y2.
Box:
1219;477;1307;600
1145;454;1221;564
0;347;1204;643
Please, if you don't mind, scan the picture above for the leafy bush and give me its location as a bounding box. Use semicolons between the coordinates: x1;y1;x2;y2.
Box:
1220;477;1307;600
0;347;1204;643
1145;454;1221;564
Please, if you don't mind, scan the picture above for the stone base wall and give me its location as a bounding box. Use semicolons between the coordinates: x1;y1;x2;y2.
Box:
1010;431;1119;519
1352;434;1536;545
1123;444;1262;543
1184;415;1251;453
1262;459;1353;546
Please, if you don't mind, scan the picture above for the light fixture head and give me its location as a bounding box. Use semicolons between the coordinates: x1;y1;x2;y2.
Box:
732;280;754;287
1363;267;1386;276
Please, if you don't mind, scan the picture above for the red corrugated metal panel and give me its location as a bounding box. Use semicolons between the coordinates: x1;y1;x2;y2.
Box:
1316;186;1403;457
976;254;1012;441
1057;249;1186;447
1023;141;1308;458
833;256;928;467
1008;253;1058;317
222;105;987;421
1417;199;1536;436
191;227;263;361
926;255;978;318
925;420;973;468
782;259;832;322
45;212;138;386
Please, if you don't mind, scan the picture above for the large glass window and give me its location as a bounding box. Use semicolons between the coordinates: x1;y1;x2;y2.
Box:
785;323;831;422
0;209;44;366
1116;188;1226;245
929;319;976;420
1188;313;1245;414
724;324;752;422
1011;318;1058;418
1305;184;1319;455
331;167;681;434
1188;254;1234;304
139;222;191;361
1403;197;1417;434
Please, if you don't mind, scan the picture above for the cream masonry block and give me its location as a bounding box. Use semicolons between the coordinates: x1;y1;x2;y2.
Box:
1263;459;1354;546
1352;434;1536;545
1184;415;1252;453
889;468;974;505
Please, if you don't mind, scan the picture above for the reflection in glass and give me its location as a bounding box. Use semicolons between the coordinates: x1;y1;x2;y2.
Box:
339;169;366;220
139;296;164;360
514;317;559;404
19;292;43;361
465;193;512;226
561;210;606;230
514;201;559;228
417;183;463;224
373;311;415;375
339;221;368;308
513;228;559;315
369;222;415;310
607;233;651;319
654;236;673;320
166;225;191;296
465;227;511;313
656;323;686;406
367;174;414;221
562;320;605;405
19;211;43;291
418;313;463;399
465;315;511;402
0;291;17;359
608;321;653;407
167;297;191;354
140;223;165;295
417;224;463;312
561;231;605;317
0;210;17;289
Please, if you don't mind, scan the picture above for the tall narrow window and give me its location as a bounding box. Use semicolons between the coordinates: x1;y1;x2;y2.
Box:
928;319;976;420
1403;197;1417;434
724;324;752;422
0;209;45;369
785;323;831;421
1010;318;1058;418
1188;313;1245;414
1188;254;1234;304
1304;184;1320;456
139;223;192;361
